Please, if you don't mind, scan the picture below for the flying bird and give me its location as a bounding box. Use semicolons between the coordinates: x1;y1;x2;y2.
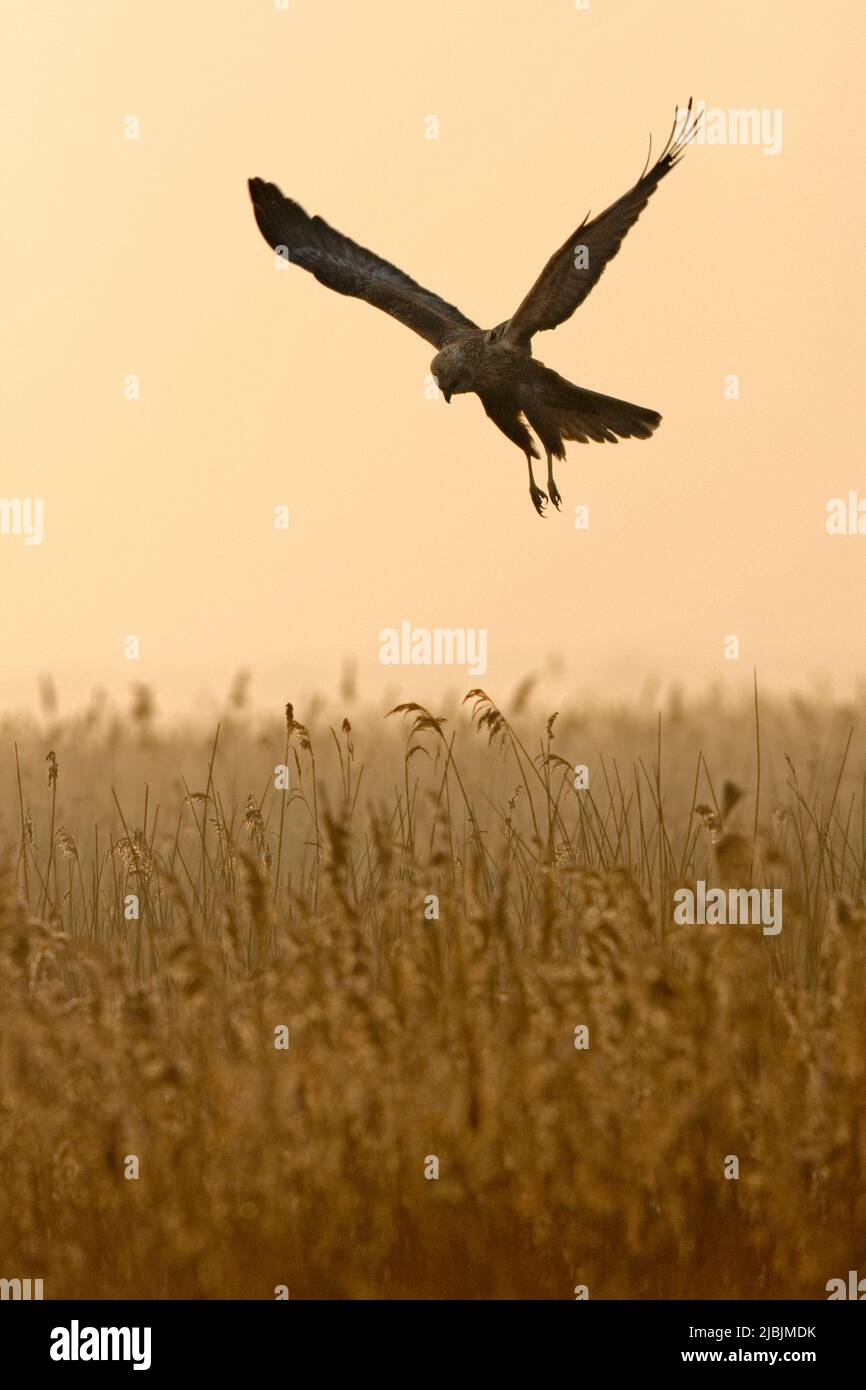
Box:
249;101;697;515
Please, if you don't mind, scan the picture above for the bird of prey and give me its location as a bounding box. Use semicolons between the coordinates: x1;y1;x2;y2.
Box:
249;101;697;515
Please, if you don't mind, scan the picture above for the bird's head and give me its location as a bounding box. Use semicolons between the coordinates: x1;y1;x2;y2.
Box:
431;343;471;404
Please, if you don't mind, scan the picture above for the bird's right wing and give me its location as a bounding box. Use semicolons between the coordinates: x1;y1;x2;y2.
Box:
501;101;698;349
248;179;478;349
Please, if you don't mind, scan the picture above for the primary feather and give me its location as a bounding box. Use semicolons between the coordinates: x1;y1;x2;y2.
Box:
248;178;477;349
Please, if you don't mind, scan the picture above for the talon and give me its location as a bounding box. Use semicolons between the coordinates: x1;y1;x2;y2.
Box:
545;452;562;511
529;486;548;516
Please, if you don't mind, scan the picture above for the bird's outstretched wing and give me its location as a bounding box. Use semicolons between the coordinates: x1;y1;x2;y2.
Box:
248;178;478;349
502;101;698;350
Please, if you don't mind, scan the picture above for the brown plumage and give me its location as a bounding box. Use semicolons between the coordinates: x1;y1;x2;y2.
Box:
249;101;697;515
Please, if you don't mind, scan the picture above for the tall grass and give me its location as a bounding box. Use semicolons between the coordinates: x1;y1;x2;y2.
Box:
1;683;865;1298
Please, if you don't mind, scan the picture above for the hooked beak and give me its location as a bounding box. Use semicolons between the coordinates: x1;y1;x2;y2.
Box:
443;389;452;404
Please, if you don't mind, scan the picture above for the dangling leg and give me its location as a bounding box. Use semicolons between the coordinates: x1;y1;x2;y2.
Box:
479;392;547;517
545;451;562;510
521;400;565;513
527;453;548;516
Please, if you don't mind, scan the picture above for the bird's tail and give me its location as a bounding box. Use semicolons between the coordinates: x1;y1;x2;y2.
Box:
528;362;662;448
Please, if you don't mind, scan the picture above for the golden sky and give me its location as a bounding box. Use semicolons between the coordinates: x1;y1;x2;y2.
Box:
3;0;864;714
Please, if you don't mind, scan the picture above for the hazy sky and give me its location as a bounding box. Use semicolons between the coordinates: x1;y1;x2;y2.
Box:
3;0;864;715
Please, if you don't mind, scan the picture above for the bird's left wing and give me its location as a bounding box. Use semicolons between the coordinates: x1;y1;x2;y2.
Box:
248;179;478;349
501;101;698;350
